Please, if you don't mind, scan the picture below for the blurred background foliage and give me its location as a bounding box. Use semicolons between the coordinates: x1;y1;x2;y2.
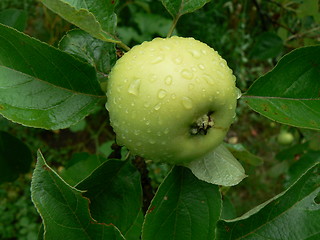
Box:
0;0;319;239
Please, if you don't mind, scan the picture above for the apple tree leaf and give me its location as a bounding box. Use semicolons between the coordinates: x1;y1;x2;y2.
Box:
39;0;119;43
59;152;108;186
76;159;143;240
59;29;117;91
226;143;263;166
142;166;221;240
31;150;125;240
216;163;320;240
161;0;211;19
0;131;33;183
184;144;246;186
0;8;27;31
244;46;320;130
0;24;104;130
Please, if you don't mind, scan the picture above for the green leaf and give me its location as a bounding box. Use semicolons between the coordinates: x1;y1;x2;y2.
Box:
39;0;119;43
0;8;27;31
249;32;283;60
285;151;320;188
216;163;320;240
226;143;263;166
31;151;125;240
0;24;104;130
59;152;107;186
244;46;320;130
183;144;246;186
59;29;117;88
77;159;143;240
142;166;221;240
161;0;211;18
0;131;32;183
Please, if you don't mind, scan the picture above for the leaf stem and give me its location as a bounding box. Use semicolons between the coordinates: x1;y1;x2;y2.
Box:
116;41;131;52
167;15;180;38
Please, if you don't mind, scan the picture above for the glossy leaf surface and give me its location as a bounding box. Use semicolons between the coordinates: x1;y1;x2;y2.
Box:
40;0;119;42
142;166;221;240
0;24;104;130
244;46;320;130
31;151;125;240
216;163;320;240
161;0;211;18
77;159;143;240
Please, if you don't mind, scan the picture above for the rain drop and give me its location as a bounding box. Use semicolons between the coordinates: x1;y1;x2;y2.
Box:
151;55;164;64
198;64;205;70
154;103;161;110
134;129;140;135
189;49;201;58
164;75;173;85
188;84;195;90
203;74;215;85
158;89;167;99
236;88;242;99
128;79;141;96
182;97;193;109
171;94;176;99
181;69;194;80
150;74;157;82
174;56;182;64
149;139;156;144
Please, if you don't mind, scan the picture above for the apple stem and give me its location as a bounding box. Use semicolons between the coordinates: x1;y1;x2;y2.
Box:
167;15;181;38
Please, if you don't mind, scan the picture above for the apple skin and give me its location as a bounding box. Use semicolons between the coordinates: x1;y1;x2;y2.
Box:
106;36;238;164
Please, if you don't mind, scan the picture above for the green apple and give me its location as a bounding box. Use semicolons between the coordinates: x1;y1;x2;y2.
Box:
106;36;238;164
277;131;294;145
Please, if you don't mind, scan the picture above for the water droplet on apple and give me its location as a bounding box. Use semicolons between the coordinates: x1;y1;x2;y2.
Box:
164;75;173;85
149;139;156;144
188;84;195;90
150;74;157;82
164;128;169;134
189;49;201;58
201;49;207;55
128;79;141;96
198;64;205;70
182;97;193;109
134;130;140;135
145;120;150;126
174;56;182;64
203;74;215;85
158;89;167;99
236;88;242;99
154;103;161;110
171;94;176;99
151;55;164;64
181;69;193;80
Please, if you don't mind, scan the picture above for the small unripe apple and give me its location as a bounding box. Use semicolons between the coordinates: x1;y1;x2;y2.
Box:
106;36;238;164
277;131;294;145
